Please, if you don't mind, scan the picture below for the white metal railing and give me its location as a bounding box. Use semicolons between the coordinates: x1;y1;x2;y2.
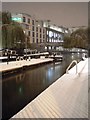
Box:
66;60;78;74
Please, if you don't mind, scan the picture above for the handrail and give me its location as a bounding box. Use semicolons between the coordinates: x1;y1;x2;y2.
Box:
66;60;78;74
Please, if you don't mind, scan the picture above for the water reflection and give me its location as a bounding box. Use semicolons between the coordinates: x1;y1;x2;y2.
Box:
2;53;83;119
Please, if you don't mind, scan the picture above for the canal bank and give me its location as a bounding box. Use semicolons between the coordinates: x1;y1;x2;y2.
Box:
2;53;85;119
12;58;88;118
0;58;53;75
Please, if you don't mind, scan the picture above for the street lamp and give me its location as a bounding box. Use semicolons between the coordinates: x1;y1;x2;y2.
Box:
25;37;27;61
24;31;28;60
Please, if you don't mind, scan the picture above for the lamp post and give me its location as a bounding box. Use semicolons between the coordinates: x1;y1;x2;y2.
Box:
25;37;27;61
24;31;28;60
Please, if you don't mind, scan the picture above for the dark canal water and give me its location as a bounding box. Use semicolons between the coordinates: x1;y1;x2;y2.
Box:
2;53;83;119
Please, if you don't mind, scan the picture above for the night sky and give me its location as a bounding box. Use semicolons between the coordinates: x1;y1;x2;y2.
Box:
2;2;88;27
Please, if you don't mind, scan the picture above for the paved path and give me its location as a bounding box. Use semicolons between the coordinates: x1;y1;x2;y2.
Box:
0;58;53;72
12;58;89;118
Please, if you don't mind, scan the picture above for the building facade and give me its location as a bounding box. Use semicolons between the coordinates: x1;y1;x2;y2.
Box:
12;13;45;41
11;13;69;53
42;20;68;53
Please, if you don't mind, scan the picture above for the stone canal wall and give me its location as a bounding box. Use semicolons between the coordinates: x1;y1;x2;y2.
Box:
0;58;53;75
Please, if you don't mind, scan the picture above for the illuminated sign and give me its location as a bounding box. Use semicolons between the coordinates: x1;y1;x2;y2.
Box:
12;17;22;23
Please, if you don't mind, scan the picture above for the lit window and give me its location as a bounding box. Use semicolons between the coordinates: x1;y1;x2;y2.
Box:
54;33;55;37
43;23;47;27
56;47;59;50
56;40;58;42
45;46;47;50
38;24;40;27
65;30;68;33
52;46;54;49
47;31;48;35
49;46;51;50
49;39;51;42
49;31;53;37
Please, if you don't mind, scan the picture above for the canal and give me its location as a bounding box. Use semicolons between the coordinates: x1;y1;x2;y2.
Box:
2;53;83;119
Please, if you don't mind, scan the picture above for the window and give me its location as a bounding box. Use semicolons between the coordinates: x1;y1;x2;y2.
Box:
49;31;53;37
40;34;42;38
47;35;49;38
56;40;58;42
32;32;34;37
56;33;58;37
45;46;47;50
54;33;55;38
52;46;54;49
40;28;42;33
23;17;26;22
28;31;30;36
36;39;38;43
40;39;42;43
33;38;34;43
32;20;34;25
49;46;51;50
47;31;49;35
55;37;58;39
59;37;61;40
36;27;38;32
26;25;29;29
49;39;51;42
36;33;38;37
32;26;34;31
28;18;30;24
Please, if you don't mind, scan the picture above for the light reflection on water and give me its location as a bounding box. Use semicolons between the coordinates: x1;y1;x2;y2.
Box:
2;53;83;119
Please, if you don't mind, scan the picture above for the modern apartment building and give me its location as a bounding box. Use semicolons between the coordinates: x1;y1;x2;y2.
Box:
11;13;68;53
42;20;68;52
33;20;46;51
12;13;46;42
